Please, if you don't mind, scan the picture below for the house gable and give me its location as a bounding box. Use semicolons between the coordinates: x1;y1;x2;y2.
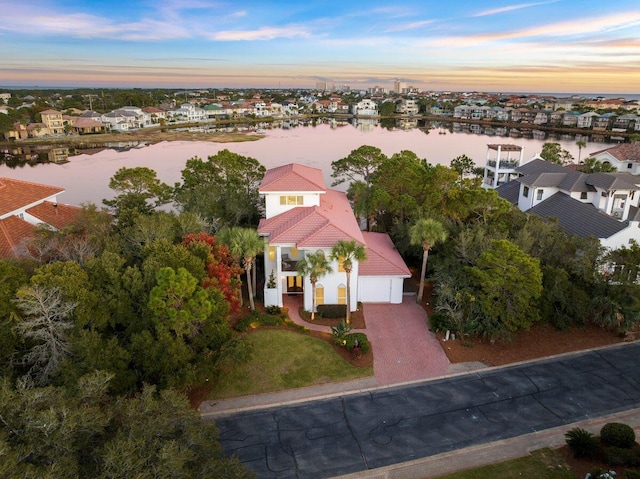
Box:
0;177;64;219
0;178;81;259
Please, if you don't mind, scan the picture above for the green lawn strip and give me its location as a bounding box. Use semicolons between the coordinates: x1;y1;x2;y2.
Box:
435;448;574;479
209;329;373;399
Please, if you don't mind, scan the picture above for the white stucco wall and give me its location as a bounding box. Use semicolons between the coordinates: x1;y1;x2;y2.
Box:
601;222;640;250
263;192;322;219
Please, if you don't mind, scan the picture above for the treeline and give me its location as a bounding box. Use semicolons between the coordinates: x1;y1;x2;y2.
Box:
331;145;640;340
0;149;265;478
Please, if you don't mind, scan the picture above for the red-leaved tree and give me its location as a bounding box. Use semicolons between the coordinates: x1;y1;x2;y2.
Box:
182;233;242;313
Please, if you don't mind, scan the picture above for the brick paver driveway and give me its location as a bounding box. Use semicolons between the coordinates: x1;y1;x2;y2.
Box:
363;295;450;385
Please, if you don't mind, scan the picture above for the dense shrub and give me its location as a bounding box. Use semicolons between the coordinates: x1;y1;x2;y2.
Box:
235;316;258;332
565;427;601;459
601;422;636;448
344;333;370;355
317;304;347;319
265;305;282;315
429;312;454;333
625;470;640;479
605;446;640;467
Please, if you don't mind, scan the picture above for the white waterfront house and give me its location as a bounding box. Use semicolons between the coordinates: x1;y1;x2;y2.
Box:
258;164;410;312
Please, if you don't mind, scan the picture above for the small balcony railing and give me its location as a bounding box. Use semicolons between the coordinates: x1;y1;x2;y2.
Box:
486;160;518;169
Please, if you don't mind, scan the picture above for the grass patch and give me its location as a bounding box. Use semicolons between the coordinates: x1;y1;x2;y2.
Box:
209;329;373;399
436;448;574;479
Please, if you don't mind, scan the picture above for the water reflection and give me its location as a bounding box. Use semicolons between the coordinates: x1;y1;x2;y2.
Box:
0;119;624;207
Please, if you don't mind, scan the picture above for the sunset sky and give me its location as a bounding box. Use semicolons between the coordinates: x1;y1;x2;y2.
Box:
1;0;639;93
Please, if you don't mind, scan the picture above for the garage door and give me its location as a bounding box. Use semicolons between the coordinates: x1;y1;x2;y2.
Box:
359;277;392;303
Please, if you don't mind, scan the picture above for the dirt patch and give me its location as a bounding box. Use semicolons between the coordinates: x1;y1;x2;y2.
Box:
436;322;627;367
416;279;634;367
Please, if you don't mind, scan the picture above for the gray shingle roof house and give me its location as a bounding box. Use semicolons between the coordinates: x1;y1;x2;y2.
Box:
495;158;640;249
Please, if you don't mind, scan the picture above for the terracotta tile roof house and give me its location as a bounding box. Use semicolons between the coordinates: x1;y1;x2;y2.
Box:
589;144;640;175
495;159;640;249
0;177;81;259
258;164;410;311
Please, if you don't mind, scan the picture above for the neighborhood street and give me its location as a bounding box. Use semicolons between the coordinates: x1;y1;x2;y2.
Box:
214;342;640;479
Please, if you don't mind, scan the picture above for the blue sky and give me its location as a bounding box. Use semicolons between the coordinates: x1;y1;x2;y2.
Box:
1;0;639;93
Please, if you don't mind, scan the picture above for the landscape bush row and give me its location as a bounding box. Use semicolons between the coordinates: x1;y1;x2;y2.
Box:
566;422;640;478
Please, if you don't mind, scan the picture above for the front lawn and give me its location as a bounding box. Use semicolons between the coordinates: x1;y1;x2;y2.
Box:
209;329;373;399
436;448;574;479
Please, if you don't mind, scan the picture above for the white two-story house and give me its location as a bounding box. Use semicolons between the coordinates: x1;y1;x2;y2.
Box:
351;99;379;116
258;164;410;312
495;158;640;250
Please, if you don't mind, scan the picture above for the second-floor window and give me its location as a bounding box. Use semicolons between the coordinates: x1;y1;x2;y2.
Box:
581;192;588;200
536;189;544;201
523;186;529;197
280;195;303;206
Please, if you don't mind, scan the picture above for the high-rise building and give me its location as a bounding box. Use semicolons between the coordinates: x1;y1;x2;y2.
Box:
316;81;329;91
394;80;407;93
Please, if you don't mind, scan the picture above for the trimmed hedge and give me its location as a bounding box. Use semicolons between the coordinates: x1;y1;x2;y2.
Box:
317;304;347;319
601;422;636;449
605;446;640;467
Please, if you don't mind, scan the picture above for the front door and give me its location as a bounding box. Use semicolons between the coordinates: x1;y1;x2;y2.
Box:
287;276;303;294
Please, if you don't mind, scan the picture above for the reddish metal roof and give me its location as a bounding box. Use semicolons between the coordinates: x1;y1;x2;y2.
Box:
27;201;82;230
0;215;35;259
259;163;326;192
359;232;411;277
258;189;364;246
0;177;64;217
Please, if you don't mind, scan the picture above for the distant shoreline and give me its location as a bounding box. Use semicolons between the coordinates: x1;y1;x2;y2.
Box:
1;86;638;101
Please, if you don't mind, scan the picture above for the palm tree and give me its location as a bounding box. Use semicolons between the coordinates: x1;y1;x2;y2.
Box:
236;228;265;311
296;251;333;320
410;218;448;303
576;139;587;164
219;227;264;311
330;240;366;325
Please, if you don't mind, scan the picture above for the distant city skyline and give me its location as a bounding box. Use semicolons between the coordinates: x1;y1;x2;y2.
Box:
1;1;639;93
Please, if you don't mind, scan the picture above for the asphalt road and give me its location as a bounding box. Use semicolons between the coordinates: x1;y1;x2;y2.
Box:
215;342;640;479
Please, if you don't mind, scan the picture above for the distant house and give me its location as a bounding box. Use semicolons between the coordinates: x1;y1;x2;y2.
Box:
395;99;419;116
495;159;640;249
66;116;106;134
3;122;28;140
39;109;65;135
562;111;580;127
351;99;379;116
577;112;599;128
258;164;410;312
0;178;81;259
142;106;167;123
169;103;206;122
